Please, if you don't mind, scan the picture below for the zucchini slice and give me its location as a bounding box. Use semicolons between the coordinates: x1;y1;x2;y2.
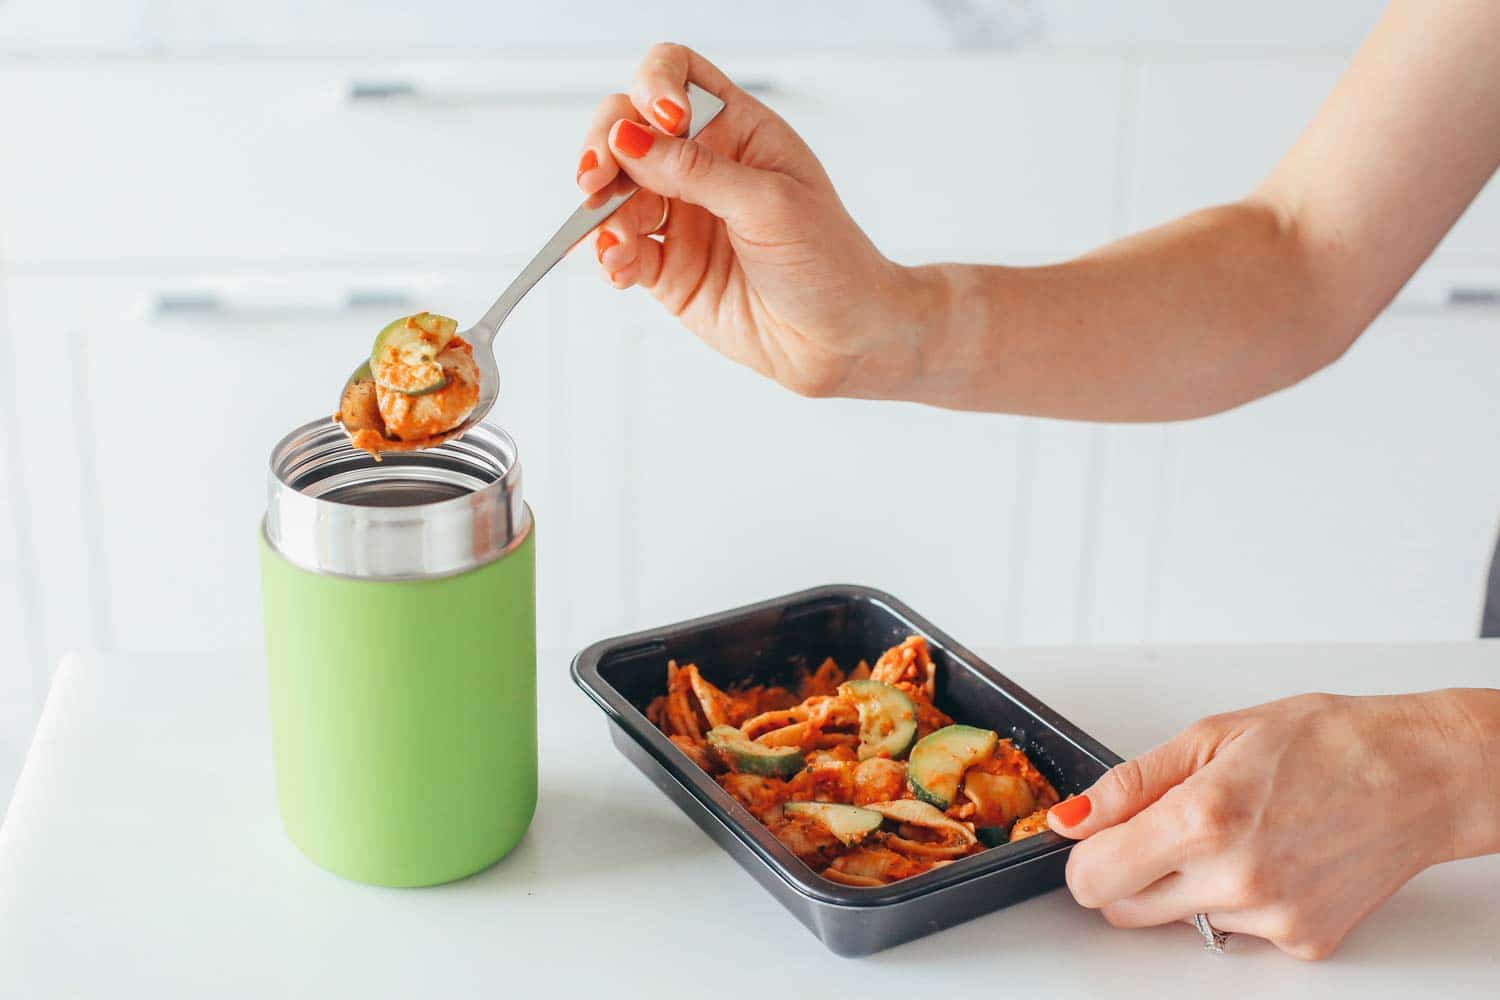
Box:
371;312;458;394
839;679;918;761
975;825;1011;848
782;801;884;846
907;724;998;809
707;725;805;778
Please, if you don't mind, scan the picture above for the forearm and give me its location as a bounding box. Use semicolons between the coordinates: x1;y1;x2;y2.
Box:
889;198;1354;420
876;0;1500;422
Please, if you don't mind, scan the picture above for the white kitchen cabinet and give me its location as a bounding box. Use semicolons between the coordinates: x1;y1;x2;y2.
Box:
1128;59;1339;231
1;268;570;661
1005;420;1107;644
625;313;1028;648
0;1;1387;58
0;442;37;714
552;265;650;647
0;288;40;817
0;0;146;51
1151;308;1500;642
752;53;1125;263
1083;423;1175;642
0;57;627;267
0;52;1122;270
1121;58;1500;641
1128;58;1500;299
1041;1;1382;51
134;1;959;53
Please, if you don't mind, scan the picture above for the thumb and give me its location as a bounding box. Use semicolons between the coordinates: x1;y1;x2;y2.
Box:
607;119;780;228
1048;726;1212;839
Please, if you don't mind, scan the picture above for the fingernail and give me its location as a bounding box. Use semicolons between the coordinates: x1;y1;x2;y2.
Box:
1050;794;1092;827
651;98;685;134
596;230;619;263
576;148;598;182
613;119;655;159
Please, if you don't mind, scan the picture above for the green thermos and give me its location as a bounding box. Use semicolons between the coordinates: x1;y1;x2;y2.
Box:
259;418;536;887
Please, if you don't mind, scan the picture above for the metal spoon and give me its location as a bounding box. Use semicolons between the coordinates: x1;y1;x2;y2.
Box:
338;83;727;452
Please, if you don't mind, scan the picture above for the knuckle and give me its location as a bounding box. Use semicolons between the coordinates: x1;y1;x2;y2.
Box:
1301;691;1342;713
1224;860;1276;909
1185;715;1228;743
1283;936;1337;962
1103;758;1147;807
781;366;840;399
596;92;633;122
760;174;802;213
1063;850;1105;909
1179;789;1234;849
669;139;711;182
648;41;690;62
1262;906;1308;946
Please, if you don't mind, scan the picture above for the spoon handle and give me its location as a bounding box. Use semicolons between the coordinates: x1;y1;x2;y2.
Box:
471;83;727;341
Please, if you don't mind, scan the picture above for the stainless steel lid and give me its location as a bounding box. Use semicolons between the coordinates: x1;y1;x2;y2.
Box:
264;418;530;579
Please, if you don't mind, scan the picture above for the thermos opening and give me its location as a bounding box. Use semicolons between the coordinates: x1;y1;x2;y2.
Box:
264;418;529;580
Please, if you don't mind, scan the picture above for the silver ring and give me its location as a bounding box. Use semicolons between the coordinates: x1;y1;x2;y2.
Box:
648;197;671;235
1194;913;1230;954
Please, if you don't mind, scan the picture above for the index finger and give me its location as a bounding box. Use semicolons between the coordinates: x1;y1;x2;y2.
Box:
1063;790;1195;909
628;43;744;137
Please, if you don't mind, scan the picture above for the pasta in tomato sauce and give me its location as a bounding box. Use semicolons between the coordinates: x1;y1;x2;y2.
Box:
646;636;1060;886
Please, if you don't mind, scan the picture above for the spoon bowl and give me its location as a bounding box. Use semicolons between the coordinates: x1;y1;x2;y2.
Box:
338;83;726;454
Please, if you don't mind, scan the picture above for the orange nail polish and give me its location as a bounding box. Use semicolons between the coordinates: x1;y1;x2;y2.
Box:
596;230;619;262
614;119;655;158
652;98;685;134
576;148;598;181
1050;794;1092;827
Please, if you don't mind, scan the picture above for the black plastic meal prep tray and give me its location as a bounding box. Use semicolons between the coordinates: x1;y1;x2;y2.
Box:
571;584;1123;956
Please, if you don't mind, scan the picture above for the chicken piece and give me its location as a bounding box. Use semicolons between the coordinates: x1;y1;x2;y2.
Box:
822;846;931;886
338;336;483;458
805;745;859;766
771;815;843;867
1009;808;1052;842
957;771;1036;829
645;693;667;729
668;734;715;773
852;757;908;805
870;636;937;701
966;739;1060;811
718;773;792;826
787;758;857;803
374;337;481;442
798;657;846;699
336;378;384;440
892;682;954;738
804;694;858;732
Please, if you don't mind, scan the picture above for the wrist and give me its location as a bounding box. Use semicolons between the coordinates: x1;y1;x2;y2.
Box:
875;261;983;407
1415;688;1500;863
835;260;952;402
